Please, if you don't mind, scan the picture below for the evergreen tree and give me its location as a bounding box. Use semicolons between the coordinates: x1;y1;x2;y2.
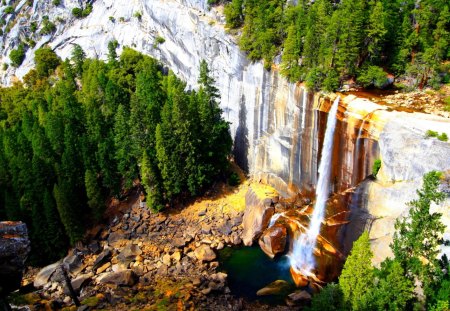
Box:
71;44;86;77
339;231;374;310
392;171;446;300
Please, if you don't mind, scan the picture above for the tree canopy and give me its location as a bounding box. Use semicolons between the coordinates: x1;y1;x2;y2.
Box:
0;45;232;264
224;0;450;90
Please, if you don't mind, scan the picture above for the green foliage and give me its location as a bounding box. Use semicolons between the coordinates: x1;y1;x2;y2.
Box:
366;259;415;310
358;66;388;88
0;48;231;264
226;0;450;90
426;130;448;141
224;0;243;29
134;11;142;20
372;159;381;177
437;133;448;141
154;36;165;48
71;44;86;77
339;231;374;310
72;5;92;18
30;21;37;32
72;7;83;18
34;47;60;77
308;283;345;311
426;130;439;138
52;0;60;6
392;171;446;300
9;44;25;67
107;39;118;64
40;18;56;35
4;6;13;14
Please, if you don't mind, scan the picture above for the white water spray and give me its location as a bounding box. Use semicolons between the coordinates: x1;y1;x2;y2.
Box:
268;212;285;228
289;96;340;276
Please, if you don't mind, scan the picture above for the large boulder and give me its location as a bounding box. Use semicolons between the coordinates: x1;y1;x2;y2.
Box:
242;186;277;246
0;221;30;297
98;270;137;286
34;261;62;288
258;224;287;258
256;280;291;296
194;245;216;262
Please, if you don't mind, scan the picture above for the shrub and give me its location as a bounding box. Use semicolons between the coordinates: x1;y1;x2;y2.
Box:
134;11;142;20
2;63;8;70
52;0;60;6
4;6;14;14
9;44;26;67
372;159;382;177
72;7;83;18
30;21;37;32
153;36;165;48
358;66;389;88
425;130;439;138
437;133;448;142
34;47;61;77
109;16;115;23
82;4;92;17
40;19;56;35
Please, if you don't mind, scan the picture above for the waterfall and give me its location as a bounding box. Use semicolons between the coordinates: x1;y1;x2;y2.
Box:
268;212;285;228
301;89;308;130
289;96;340;277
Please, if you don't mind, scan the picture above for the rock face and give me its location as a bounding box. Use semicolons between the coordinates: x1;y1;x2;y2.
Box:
0;221;30;298
242;186;277;246
1;0;450;264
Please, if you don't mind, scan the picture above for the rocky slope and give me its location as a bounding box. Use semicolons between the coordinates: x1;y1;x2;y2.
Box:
1;0;450;265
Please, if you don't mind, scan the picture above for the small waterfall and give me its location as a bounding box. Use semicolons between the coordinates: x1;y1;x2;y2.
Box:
301;89;308;130
268;212;285;228
289;96;340;277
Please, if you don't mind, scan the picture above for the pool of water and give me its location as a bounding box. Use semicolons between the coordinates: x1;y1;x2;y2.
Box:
218;246;295;304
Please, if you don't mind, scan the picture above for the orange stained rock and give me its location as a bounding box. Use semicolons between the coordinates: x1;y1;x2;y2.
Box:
290;267;309;287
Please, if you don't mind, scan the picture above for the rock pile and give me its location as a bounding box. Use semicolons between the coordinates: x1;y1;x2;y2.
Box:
31;198;245;310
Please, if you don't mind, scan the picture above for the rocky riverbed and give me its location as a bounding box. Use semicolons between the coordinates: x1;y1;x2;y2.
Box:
11;181;295;311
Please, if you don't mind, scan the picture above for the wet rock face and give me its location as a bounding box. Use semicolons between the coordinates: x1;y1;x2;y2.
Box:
0;221;30;297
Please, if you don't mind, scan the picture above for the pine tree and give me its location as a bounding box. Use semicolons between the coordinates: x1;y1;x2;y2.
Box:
71;44;86;77
339;231;374;310
140;150;164;211
392;171;446;299
366;1;387;64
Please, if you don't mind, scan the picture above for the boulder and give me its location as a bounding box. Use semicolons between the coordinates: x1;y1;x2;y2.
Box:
64;273;92;295
242;187;277;246
258;224;287;258
256;280;291;296
0;221;30;297
93;249;112;271
194;245;216;262
34;261;62;288
98;270;137;286
63;253;84;276
117;244;142;264
286;290;312;307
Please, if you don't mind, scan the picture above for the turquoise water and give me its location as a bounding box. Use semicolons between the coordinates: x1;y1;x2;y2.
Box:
218;246;294;304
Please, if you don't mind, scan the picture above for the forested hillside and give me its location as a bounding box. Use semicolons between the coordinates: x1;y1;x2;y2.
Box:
223;0;449;91
0;45;232;264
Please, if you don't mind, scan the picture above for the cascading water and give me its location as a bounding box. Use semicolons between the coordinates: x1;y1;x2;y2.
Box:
289;96;340;277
